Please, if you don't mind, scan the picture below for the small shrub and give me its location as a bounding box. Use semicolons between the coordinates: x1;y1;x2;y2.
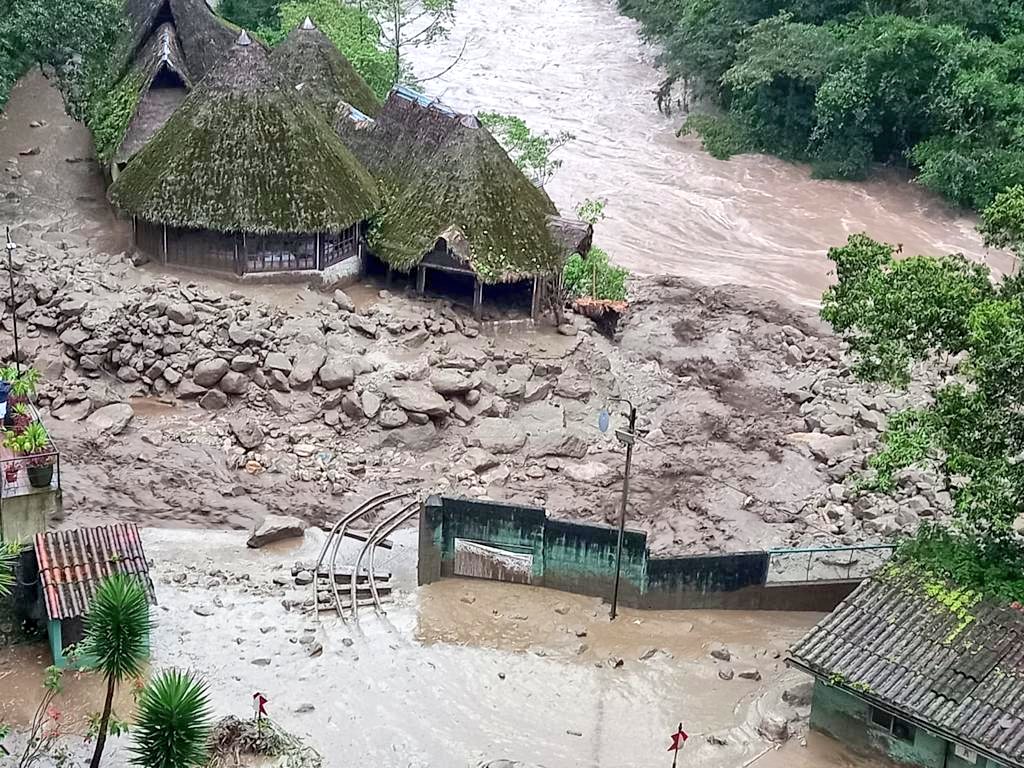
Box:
563;248;629;302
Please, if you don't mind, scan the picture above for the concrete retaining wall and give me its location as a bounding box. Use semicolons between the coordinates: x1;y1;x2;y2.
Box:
419;496;865;613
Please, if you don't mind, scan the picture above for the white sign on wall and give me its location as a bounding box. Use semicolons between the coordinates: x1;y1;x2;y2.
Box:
954;744;978;764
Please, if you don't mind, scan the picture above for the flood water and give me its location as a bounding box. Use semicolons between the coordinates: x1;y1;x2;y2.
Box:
407;0;1013;305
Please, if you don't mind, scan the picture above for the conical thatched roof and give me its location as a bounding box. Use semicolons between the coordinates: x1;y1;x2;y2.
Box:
113;22;192;165
271;18;382;120
108;33;379;235
125;0;240;82
353;88;564;283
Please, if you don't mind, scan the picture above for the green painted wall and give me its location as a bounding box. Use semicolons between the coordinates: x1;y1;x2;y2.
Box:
542;519;647;600
809;681;947;768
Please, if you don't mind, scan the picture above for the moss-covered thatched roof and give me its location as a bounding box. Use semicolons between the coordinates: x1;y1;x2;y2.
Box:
124;0;240;82
113;22;192;164
352;89;564;283
270;18;382;120
108;33;380;234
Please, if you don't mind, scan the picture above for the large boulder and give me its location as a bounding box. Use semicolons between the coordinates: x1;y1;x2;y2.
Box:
386;382;449;418
219;371;250;395
789;432;858;464
289;347;327;390
467;419;527;455
361;391;382;420
85;403;134;435
333;290;355;312
247;515;306;548
199;390;228;410
228;322;257;346
319;357;355;390
348;314;378;338
165;302;196;325
564;461;616;487
554;371;593;400
265;352;292;373
193;358;230;388
431;370;479;396
229;415;264;450
528;428;589;459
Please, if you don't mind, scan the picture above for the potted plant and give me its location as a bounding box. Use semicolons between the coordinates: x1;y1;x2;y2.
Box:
10;403;32;433
17;421;54;489
2;430;21;487
1;366;39;428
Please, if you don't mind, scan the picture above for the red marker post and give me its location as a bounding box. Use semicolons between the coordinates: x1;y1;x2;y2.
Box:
253;692;269;731
668;723;688;767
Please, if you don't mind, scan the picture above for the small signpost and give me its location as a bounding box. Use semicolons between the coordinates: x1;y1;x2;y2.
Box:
253;691;268;730
667;723;688;767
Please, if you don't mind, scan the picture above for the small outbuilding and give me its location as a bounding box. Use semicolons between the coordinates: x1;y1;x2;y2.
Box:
33;523;156;668
108;31;380;278
788;567;1024;768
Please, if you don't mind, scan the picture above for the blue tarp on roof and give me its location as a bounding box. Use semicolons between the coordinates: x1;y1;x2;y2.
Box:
393;84;456;116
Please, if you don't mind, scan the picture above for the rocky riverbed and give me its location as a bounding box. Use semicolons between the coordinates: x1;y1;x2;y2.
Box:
0;72;954;554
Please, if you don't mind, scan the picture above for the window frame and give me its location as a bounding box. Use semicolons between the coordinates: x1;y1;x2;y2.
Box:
868;706;915;743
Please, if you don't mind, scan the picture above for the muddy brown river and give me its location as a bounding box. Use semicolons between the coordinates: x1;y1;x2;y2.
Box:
408;0;1013;305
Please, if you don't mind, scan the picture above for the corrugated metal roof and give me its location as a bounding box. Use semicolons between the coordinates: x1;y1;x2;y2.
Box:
35;524;156;621
789;572;1024;766
393;85;456;117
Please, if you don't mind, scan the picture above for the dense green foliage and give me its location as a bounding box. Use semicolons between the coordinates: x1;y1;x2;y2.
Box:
563;248;629;302
0;541;18;599
0;0;122;109
478;113;574;188
620;0;1024;208
131;670;212;768
823;232;1024;600
219;0;283;34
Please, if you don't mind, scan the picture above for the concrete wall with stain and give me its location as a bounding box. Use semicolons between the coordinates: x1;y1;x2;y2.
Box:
418;496;862;613
809;681;952;768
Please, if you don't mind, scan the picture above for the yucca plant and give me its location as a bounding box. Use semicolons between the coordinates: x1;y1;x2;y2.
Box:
131;669;212;768
0;540;19;599
82;574;152;768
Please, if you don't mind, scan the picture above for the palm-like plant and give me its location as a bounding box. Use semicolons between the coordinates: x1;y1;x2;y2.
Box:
82;574;152;768
0;541;19;599
131;670;212;768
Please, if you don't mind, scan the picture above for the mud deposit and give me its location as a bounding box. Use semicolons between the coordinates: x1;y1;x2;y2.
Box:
0;528;882;768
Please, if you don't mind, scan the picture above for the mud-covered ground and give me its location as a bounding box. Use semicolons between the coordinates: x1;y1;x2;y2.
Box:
2;73;950;559
0;527;889;768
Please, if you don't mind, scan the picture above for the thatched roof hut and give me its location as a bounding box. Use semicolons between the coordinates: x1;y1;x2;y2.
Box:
271;17;382;121
109;31;378;235
353;87;575;285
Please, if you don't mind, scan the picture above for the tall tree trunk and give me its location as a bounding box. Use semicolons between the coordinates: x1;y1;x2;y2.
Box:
89;676;116;768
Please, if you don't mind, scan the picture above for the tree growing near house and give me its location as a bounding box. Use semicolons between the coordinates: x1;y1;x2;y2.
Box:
82;574;152;768
130;670;212;768
367;0;456;84
478;112;574;188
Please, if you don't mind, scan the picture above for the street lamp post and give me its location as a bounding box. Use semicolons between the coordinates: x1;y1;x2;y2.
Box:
5;227;20;372
609;398;637;621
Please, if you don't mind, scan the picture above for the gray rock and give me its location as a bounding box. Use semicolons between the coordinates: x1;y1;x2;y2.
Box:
265;352;292;373
199;390;228;410
465;389;481;406
564;461;615;486
175;380;206;399
378;407;409;429
194;358;230;387
219;371;250;395
361;391;382;419
59;327;90;348
294;570;314;586
557;323;578;337
386;382;449;418
793;433;858;464
710;646;732;662
528;428;589;459
462;447;500;473
782;682;814;707
717;667;734;681
231;354;259;373
554;371;592;400
523;380;553;404
228;322;257;346
431;370;479;396
468;418;528;454
229;415;264;450
341;392;362;419
165;302;196;325
348;313;378;337
247;514;307;548
289;347;327;390
319;357;355;390
85;403;134;435
738;668;761;681
758;714;789;742
333;290;355;312
377;423;439;450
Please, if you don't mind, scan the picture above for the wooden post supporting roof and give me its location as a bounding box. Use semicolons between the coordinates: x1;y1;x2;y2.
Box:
473;279;483;321
416;265;426;295
161;225;167;263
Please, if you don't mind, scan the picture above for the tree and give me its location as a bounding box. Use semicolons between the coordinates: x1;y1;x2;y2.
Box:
477;113;574;188
979;184;1024;265
822;232;1024;599
366;0;456;84
131;670;212;768
82;574;152;768
219;0;282;32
